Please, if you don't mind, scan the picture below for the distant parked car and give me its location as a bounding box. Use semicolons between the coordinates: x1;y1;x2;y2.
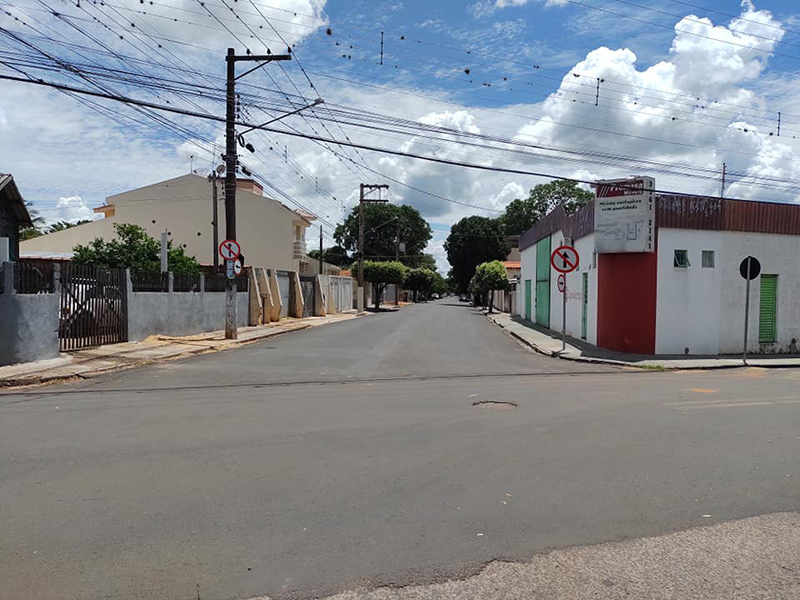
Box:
431;293;440;300
459;294;470;302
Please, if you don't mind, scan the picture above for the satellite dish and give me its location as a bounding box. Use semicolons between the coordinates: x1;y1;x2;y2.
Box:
215;164;225;175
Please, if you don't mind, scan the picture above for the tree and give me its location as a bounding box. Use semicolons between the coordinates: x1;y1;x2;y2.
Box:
48;220;91;233
19;201;45;241
499;180;594;235
308;245;351;268
473;260;509;313
413;253;438;271
334;203;432;266
72;223;201;274
444;216;510;294
431;271;448;296
404;267;435;302
351;260;407;310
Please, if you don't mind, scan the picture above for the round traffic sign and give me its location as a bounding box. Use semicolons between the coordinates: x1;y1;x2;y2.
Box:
739;256;761;280
551;245;580;273
557;273;566;293
219;239;241;260
233;258;243;276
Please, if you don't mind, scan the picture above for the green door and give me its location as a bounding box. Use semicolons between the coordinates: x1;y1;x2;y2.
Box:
581;272;588;340
524;280;532;321
759;275;777;343
535;237;551;327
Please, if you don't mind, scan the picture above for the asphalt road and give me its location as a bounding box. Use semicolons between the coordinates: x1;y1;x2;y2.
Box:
2;301;798;600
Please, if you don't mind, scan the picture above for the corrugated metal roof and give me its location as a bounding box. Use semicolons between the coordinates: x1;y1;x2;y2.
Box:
520;194;800;250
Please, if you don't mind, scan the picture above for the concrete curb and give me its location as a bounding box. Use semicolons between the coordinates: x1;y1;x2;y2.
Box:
485;313;797;371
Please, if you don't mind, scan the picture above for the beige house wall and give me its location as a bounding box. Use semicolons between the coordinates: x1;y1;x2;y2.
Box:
21;174;309;270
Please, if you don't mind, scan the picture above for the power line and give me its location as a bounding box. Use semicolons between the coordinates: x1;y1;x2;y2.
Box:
3;72;796;204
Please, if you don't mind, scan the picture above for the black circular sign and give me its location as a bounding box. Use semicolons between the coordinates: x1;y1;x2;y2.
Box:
739;256;761;280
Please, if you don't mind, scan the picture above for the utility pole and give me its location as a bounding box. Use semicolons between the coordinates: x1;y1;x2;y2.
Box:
358;183;389;312
223;47;291;338
319;225;323;275
720;162;726;199
395;218;401;305
209;172;219;270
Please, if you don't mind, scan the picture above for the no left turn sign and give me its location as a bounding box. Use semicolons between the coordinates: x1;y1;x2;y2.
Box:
551;245;579;274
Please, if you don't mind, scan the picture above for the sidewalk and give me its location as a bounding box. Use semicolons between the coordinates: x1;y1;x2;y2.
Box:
0;312;364;388
486;311;800;370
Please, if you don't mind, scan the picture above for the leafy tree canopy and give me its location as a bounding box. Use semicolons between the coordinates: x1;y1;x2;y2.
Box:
48;220;91;233
307;245;351;267
350;260;407;309
499;180;594;236
444;216;509;294
334;203;432;267
474;260;509;292
72;223;201;274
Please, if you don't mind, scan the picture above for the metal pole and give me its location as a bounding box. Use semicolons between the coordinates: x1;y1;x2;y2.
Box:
743;256;751;365
224;47;238;339
160;231;168;273
358;184;365;313
720;162;726;199
210;173;219;270
562;281;567;353
319;225;323;275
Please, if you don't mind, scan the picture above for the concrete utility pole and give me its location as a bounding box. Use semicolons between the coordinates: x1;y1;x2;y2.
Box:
224;48;291;339
358;184;389;312
395;218;401;305
209;172;220;270
720;162;726;199
319;225;323;276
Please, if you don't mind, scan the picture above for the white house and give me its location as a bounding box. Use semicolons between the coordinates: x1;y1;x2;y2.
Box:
21;174;315;272
518;178;800;355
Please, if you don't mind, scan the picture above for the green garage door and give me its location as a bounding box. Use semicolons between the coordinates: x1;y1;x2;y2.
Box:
759;275;777;343
535;237;551;327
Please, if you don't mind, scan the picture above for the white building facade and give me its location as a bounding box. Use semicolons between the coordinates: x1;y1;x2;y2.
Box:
518;191;800;356
21;174;314;272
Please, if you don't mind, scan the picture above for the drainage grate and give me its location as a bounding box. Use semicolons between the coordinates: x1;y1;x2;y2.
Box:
472;400;518;409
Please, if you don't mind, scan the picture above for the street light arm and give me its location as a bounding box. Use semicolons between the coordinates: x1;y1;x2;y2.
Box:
238;98;324;136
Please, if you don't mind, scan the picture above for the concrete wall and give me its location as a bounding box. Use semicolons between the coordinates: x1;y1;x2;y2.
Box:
0;263;60;366
127;289;248;341
21;174;307;271
657;229;800;354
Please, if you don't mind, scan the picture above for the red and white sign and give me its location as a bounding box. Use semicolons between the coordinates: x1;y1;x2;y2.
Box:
557;273;566;293
219;239;241;260
551;246;580;274
233;258;243;276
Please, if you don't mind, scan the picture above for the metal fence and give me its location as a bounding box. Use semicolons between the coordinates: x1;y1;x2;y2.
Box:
204;272;249;292
59;263;126;351
328;276;353;313
131;270;168;292
13;260;56;294
173;272;202;292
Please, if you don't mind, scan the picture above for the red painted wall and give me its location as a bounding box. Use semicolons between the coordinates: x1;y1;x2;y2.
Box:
597;252;658;354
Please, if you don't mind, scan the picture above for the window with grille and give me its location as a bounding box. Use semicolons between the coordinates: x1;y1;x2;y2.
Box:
674;249;690;268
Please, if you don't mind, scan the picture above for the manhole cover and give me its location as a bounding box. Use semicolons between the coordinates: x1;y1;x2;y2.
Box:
472;400;518;410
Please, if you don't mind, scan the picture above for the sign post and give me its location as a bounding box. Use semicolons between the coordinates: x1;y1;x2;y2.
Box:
739;256;761;365
219;239;242;339
551;246;580;353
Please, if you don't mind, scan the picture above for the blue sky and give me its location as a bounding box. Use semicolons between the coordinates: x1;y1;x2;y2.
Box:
2;0;800;270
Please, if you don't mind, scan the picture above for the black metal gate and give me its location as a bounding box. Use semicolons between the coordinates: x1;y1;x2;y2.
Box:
299;275;315;317
59;263;127;351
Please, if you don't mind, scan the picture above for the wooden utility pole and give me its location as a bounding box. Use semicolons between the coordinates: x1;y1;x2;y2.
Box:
358;184;389;312
223;48;290;338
